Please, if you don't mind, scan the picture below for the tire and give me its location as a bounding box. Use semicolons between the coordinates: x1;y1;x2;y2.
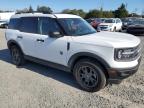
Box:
73;59;106;92
10;45;25;66
119;28;122;32
113;27;116;32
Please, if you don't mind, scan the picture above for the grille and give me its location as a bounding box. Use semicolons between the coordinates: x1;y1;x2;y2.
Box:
129;45;141;60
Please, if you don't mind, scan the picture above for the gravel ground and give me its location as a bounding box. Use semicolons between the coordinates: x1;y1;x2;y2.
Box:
0;29;144;108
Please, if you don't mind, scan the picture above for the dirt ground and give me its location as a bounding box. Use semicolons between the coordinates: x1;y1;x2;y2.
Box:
0;29;144;108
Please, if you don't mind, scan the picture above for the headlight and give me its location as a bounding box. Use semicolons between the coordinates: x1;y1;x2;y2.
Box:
114;46;140;61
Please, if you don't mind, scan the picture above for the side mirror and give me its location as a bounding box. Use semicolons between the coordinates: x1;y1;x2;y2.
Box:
49;31;63;38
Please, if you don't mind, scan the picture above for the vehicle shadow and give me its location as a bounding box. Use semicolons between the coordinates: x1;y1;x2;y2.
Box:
0;49;79;90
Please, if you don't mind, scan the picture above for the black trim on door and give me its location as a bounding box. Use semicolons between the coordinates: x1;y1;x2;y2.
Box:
24;55;71;72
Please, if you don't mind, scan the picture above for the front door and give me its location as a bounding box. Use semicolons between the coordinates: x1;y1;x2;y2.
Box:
34;17;68;66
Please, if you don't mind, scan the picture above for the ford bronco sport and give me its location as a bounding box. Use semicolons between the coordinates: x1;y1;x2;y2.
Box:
5;13;141;92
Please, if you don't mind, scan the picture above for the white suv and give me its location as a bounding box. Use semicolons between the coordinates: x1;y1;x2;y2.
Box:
98;18;122;32
5;13;141;92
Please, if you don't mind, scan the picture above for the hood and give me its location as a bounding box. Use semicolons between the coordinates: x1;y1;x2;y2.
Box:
129;24;144;28
72;32;140;48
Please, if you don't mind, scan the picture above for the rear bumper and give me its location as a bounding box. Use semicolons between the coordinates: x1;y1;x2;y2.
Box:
108;57;141;84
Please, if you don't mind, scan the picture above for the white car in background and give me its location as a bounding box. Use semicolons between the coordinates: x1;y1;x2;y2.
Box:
0;12;15;27
0;20;7;27
98;18;122;32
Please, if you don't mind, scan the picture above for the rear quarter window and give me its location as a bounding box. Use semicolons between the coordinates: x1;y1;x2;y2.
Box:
8;18;20;30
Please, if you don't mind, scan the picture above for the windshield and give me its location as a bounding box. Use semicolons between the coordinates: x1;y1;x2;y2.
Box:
121;18;133;23
95;18;102;23
101;18;106;22
58;18;96;36
133;20;144;25
104;19;115;23
86;19;93;23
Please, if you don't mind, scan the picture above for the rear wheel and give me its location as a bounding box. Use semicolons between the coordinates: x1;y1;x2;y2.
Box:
10;45;25;66
73;59;106;92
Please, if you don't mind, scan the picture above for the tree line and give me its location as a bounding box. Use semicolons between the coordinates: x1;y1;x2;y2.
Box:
0;4;143;18
62;4;142;18
16;5;53;14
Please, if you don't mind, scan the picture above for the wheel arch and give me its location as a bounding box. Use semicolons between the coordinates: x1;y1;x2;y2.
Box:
7;40;24;54
68;52;110;77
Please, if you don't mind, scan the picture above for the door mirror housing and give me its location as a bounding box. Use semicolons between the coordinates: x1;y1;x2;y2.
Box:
49;31;63;38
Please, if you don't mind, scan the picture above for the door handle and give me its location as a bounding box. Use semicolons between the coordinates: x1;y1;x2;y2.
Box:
17;36;23;39
36;39;44;42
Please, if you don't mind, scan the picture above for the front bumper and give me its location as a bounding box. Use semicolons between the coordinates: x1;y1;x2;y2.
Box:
108;57;141;84
122;25;127;30
99;27;112;31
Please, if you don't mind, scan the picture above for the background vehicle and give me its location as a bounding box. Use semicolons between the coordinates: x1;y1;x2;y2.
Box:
0;21;9;28
127;19;144;35
85;18;93;23
0;12;15;28
0;12;15;20
0;20;7;27
98;18;122;32
6;13;141;92
121;18;133;30
86;18;102;31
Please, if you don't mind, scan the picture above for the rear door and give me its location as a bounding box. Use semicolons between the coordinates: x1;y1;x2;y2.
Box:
18;17;39;56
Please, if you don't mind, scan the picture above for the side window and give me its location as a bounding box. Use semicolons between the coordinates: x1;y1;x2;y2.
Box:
8;18;20;29
38;17;61;35
19;17;38;34
116;19;121;23
119;19;122;23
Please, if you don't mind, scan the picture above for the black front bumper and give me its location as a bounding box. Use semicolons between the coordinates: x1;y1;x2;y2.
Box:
122;25;128;30
108;57;141;84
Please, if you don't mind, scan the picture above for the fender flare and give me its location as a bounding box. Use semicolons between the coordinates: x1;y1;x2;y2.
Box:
68;52;110;70
7;40;24;54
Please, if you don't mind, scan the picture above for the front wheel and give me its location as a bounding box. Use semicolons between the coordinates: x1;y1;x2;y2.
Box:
73;59;106;92
113;27;116;32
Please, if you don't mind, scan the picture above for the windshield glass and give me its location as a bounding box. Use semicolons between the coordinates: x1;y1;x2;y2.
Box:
133;20;144;25
86;19;93;23
94;18;101;23
104;19;115;23
121;18;133;23
58;18;96;36
101;18;106;22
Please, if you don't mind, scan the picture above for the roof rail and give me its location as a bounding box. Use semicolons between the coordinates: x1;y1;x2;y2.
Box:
52;14;58;18
15;11;44;14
